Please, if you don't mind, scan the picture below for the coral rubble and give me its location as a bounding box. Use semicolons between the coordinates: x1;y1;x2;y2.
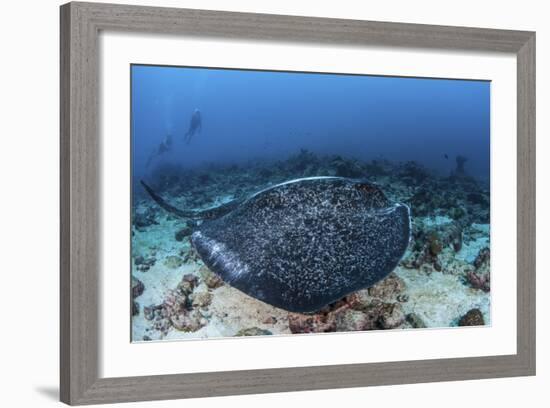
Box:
131;149;491;340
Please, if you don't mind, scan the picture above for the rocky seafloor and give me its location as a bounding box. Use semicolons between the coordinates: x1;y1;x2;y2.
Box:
131;150;491;341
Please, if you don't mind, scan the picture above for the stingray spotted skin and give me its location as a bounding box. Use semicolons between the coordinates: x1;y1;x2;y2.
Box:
142;177;411;313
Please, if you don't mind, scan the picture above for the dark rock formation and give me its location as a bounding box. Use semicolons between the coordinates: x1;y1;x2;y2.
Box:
458;308;485;326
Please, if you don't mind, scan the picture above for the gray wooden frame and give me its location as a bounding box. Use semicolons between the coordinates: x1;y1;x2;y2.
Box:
60;1;536;405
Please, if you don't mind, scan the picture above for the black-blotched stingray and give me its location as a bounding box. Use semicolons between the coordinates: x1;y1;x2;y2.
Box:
141;177;411;313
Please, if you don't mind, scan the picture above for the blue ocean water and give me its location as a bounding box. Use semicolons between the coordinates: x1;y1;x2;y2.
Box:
131;64;490;184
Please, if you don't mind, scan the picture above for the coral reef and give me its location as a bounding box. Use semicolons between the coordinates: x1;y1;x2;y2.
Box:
287;273;407;334
131;149;491;340
143;273;209;335
403;219;463;273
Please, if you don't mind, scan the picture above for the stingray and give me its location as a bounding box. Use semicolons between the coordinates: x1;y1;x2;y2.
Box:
140;177;411;313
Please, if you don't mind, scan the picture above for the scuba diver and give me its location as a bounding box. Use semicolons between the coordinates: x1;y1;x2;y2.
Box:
184;108;202;144
146;133;173;168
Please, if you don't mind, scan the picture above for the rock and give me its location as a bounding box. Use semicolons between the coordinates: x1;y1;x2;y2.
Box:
142;273;204;335
334;309;377;331
163;255;184;269
377;302;405;329
473;247;490;270
345;289;372;310
175;226;193;241
428;232;443;256
466;271;490;292
163;290;189;316
191;291;213;308
143;305;155;321
406;313;426;328
235;327;273;336
403;220;463;271
443;222;463;252
132;276;144;298
367;273;406;300
198;265;224;289
458;308;485;326
134;255;156;272
289;293;407;334
449;206;466;221
349;300;405;330
288;312;337;334
132;301;140;316
204;273;223;289
177;274;198;294
345;274;406;312
142;335;151;341
262;316;277;324
171;310;205;332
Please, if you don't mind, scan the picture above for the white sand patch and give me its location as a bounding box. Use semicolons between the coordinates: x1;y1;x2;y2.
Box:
395;266;491;327
206;285;291;335
456;223;490;263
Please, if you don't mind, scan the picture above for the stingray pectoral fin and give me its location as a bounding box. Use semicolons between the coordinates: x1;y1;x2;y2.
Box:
140;180;197;219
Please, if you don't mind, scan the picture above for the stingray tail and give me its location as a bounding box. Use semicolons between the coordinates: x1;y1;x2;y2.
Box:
140;180;197;219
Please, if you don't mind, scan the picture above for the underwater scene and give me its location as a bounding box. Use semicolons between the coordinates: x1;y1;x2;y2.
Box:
131;64;491;342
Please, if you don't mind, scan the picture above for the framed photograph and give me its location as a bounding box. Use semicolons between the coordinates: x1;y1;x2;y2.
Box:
60;1;535;405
